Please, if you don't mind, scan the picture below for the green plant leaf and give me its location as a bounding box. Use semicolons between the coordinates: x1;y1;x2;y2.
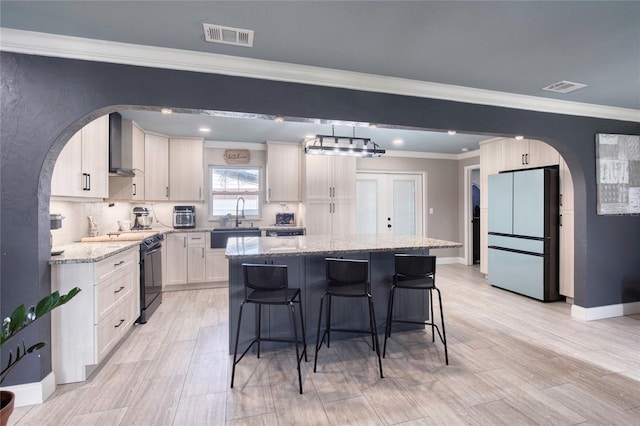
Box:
8;304;27;335
35;292;57;317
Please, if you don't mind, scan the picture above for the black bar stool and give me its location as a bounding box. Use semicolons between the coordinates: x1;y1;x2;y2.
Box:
383;254;448;365
231;263;308;394
313;258;384;378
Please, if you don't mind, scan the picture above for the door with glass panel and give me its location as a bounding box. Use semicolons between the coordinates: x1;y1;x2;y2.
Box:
356;173;423;235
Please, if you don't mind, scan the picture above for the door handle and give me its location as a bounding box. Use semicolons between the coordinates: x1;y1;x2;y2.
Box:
387;224;392;228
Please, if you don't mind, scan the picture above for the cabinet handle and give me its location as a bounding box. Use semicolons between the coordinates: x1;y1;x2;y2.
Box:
522;154;525;165
560;193;563;206
183;237;187;248
166;186;169;198
114;319;125;328
133;183;137;196
114;260;125;267
559;214;563;227
268;188;271;200
202;247;205;258
87;173;91;191
114;286;125;294
199;187;202;199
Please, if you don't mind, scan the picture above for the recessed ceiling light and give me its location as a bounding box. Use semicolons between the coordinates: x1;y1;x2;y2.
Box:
305;134;315;139
448;130;457;136
274;116;284;122
160;108;172;114
199;127;211;133
369;123;377;129
515;135;524;140
461;147;469;152
393;139;403;145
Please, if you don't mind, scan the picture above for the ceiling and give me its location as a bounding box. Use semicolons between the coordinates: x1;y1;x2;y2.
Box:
2;1;638;155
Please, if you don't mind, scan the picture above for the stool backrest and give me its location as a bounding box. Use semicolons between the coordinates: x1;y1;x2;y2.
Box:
325;258;369;287
395;255;436;281
242;263;288;292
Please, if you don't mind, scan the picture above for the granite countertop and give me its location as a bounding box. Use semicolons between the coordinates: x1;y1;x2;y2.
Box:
225;234;461;258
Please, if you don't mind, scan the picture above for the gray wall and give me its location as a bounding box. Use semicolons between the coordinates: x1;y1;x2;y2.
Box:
1;52;639;386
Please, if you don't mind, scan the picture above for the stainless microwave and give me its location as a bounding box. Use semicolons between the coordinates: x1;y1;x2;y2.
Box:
173;205;195;229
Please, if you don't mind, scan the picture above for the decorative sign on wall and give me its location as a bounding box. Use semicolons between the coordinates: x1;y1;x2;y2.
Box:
596;133;640;215
224;149;250;164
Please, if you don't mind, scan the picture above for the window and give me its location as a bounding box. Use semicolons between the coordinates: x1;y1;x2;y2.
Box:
209;166;261;219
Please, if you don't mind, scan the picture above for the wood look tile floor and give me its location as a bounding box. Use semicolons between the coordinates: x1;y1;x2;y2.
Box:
9;264;640;425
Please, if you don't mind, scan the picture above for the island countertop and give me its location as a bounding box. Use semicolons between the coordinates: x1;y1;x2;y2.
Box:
225;234;461;258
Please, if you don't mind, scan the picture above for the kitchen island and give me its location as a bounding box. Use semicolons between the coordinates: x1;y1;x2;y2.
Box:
226;234;461;353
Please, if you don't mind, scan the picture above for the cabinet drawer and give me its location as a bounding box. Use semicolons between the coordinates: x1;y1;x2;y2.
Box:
96;249;138;283
96;261;136;323
96;292;137;362
187;233;205;245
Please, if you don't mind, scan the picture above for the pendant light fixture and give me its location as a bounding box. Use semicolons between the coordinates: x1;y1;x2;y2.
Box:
304;126;385;158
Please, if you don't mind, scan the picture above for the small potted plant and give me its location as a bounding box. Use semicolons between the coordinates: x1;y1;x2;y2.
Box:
1;288;80;426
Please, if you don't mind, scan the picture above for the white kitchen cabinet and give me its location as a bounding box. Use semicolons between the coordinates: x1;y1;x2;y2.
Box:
559;211;574;298
205;233;228;283
560;157;574;211
52;246;139;383
51;115;109;198
502;138;559;170
479;140;503;209
144;133;170;200
304;154;356;236
165;232;208;286
169;137;204;201
266;141;301;202
108;120;146;200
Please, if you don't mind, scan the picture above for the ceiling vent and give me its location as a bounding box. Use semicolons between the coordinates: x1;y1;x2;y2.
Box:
203;23;254;47
542;80;587;94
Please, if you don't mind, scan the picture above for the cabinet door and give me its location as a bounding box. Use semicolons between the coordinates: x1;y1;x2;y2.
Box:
305;154;332;202
165;233;188;285
81;115;109;198
169;138;203;201
559;157;574;211
487;173;513;234
512;169;545;238
332;156;356;201
144;134;169;200
332;198;356;237
501;138;528;170
266;142;301;202
51;129;83;197
527;139;559;168
305;200;333;235
479;140;503;208
187;233;206;283
206;250;229;282
480;207;488;274
131;124;146;200
559;211;574;298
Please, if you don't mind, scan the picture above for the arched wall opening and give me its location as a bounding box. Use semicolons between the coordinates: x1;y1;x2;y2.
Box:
2;52;639;388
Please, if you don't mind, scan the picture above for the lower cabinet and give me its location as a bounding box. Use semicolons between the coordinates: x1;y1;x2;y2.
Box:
559;211;574;298
52;246;139;384
165;232;229;287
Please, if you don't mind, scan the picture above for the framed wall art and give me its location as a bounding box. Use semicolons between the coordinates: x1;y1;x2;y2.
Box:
595;133;640;215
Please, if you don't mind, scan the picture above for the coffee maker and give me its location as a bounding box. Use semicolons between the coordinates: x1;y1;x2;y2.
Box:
132;207;153;230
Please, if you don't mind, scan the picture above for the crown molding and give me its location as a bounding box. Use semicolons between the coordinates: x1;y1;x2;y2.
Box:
2;28;638;123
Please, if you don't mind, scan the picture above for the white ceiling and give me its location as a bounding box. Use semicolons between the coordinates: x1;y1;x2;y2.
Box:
2;1;638;154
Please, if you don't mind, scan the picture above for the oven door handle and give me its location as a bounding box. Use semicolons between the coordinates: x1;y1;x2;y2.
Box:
143;247;162;256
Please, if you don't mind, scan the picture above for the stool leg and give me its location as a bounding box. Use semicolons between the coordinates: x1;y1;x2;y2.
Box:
257;304;262;358
435;287;448;365
429;289;435;343
313;294;325;373
296;298;308;362
383;285;396;358
289;302;303;394
231;301;246;388
326;294;332;348
368;295;384;378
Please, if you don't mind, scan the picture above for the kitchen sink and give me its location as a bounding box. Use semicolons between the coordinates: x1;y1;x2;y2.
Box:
211;227;262;249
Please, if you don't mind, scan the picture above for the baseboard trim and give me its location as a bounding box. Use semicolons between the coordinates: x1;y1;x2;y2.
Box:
436;257;464;265
571;301;640;321
1;372;56;407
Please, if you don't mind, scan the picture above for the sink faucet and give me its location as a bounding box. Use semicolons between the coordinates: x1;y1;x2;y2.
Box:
235;197;245;227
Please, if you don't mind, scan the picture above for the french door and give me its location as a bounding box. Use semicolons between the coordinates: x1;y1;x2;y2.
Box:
356;173;423;236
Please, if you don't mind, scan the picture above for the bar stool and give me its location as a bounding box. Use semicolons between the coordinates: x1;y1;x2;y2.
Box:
231;263;307;394
313;258;384;378
383;254;448;365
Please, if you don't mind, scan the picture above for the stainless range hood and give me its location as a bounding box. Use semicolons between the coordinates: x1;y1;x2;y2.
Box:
109;112;136;177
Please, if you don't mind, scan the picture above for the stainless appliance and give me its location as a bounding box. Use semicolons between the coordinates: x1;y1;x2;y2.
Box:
173;205;196;229
137;233;163;324
487;166;560;302
276;212;295;225
265;227;305;237
132;207;153;230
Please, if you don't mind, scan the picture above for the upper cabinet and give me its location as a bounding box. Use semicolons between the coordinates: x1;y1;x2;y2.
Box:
266;142;301;202
144;133;170;201
169;138;204;201
304;154;356;236
559;157;574;211
108;120;146;201
501;138;559;170
51;115;109;199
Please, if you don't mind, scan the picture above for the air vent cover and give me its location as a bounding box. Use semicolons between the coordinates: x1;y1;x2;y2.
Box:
203;23;254;47
542;80;587;94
